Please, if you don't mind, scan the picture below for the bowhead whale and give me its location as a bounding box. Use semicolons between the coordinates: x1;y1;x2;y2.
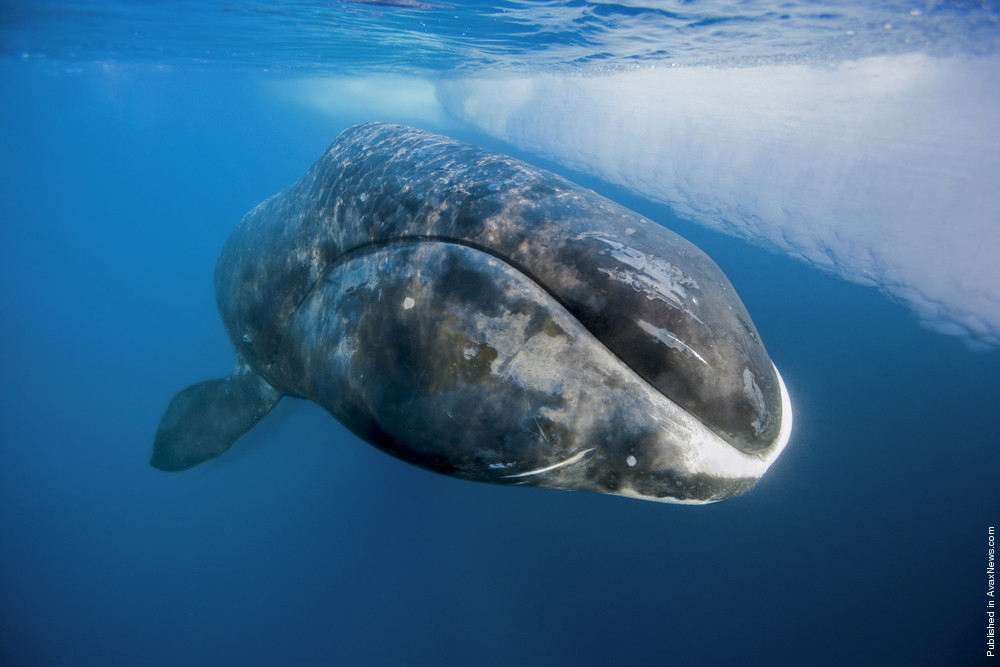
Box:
152;122;792;504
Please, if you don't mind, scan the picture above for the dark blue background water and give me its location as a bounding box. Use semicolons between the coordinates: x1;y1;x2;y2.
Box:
2;10;998;666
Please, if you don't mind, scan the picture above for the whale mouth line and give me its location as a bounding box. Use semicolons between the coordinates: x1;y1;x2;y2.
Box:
312;236;702;407
282;235;784;459
286;231;646;366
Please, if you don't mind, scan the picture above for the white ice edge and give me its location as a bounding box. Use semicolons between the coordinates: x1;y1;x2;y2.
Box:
433;54;1000;348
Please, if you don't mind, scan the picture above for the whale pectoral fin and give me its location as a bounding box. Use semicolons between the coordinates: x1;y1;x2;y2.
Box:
151;367;282;472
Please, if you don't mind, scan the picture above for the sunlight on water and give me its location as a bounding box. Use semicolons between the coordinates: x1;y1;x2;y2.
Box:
3;0;998;73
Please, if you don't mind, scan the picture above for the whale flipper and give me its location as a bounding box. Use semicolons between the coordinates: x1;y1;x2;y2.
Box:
151;365;281;471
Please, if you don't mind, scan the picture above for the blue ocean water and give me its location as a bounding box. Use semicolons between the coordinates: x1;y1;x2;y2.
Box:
1;2;998;666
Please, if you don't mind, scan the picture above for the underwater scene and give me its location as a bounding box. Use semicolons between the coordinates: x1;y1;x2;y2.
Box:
1;2;998;665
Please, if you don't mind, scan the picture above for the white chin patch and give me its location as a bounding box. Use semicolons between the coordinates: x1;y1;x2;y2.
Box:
768;363;794;468
618;363;793;505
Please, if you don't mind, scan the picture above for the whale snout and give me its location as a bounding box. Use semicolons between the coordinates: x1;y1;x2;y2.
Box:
619;363;794;504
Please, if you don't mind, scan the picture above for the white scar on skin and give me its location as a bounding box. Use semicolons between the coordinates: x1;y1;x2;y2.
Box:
501;448;595;478
576;232;703;324
637;320;708;365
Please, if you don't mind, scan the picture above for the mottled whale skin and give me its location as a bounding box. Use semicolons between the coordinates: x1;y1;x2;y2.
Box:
153;122;792;504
